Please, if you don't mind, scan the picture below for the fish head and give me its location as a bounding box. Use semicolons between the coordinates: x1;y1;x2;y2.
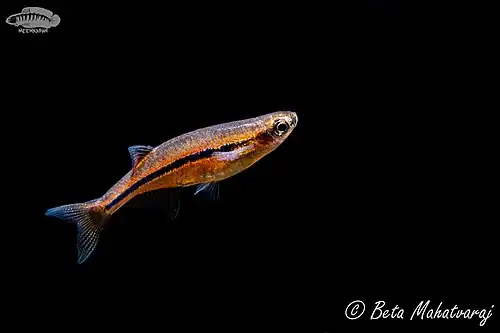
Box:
262;110;298;141
254;110;298;152
210;111;298;168
6;15;17;25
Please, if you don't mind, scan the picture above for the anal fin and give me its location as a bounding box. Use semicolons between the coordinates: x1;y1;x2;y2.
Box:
169;189;181;219
123;188;182;220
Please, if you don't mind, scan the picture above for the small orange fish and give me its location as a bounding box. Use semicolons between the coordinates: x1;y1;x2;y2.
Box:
46;111;298;264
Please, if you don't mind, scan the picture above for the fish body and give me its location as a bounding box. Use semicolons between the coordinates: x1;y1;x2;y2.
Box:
46;111;298;264
6;7;60;29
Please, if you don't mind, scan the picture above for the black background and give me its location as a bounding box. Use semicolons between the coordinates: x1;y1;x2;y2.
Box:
3;3;498;332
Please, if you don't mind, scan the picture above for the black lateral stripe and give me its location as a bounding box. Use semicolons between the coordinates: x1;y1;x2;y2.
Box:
105;139;252;210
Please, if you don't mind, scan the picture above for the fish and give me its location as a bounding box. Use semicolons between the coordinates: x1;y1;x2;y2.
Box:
5;7;60;29
45;111;298;264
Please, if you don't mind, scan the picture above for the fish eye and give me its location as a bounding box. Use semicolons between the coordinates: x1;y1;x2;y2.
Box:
274;120;289;135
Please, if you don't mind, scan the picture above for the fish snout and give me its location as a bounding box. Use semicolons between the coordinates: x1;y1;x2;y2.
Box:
290;112;298;127
6;16;16;24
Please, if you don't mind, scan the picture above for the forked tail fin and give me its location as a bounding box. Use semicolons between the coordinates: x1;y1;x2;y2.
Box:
45;199;109;264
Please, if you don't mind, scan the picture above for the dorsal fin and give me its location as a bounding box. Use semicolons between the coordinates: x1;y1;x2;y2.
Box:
128;145;154;169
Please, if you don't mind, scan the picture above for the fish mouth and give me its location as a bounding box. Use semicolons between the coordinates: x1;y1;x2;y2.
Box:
288;112;298;128
6;16;16;25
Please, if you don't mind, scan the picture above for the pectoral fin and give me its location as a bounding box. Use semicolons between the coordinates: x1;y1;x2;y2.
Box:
194;182;219;200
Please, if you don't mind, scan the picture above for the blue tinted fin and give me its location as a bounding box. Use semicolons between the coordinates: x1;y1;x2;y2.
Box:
45;199;108;264
194;182;219;200
128;145;154;169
